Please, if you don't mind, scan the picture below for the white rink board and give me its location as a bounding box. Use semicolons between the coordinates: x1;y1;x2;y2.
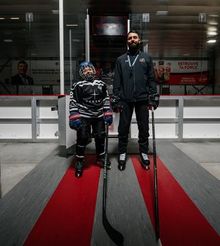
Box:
0;124;32;139
183;124;220;138
131;123;178;139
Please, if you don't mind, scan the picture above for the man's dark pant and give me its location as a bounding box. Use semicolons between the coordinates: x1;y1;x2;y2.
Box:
118;101;149;154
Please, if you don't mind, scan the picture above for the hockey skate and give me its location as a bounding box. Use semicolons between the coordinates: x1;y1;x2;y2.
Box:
140;152;150;170
118;153;127;171
75;160;84;178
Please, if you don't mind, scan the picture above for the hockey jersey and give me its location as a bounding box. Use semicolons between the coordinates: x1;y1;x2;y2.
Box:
69;79;111;118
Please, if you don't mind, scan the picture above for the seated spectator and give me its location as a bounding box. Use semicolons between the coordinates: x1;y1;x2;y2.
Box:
11;60;33;94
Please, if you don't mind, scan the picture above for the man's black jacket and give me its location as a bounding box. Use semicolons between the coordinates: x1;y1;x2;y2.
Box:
113;50;157;102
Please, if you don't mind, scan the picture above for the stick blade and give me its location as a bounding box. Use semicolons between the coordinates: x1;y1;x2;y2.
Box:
103;212;124;246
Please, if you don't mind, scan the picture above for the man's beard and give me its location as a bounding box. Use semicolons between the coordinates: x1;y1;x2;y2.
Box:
128;42;140;53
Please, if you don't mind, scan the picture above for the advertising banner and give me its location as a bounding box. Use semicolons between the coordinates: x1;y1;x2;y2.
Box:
153;60;208;84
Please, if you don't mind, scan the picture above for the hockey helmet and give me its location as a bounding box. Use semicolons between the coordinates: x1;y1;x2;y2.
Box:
79;61;96;81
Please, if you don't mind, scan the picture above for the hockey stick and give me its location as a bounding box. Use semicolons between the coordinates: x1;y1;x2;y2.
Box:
151;108;161;244
102;123;124;246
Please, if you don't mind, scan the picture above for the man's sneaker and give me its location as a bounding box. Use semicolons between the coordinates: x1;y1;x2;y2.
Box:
118;153;127;171
96;154;111;170
75;160;84;178
140;153;150;170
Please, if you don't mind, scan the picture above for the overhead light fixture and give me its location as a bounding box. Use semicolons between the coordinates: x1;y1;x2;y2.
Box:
66;24;78;27
209;14;219;17
207;31;217;36
0;17;5;20
208;21;218;25
72;39;80;42
208;26;217;32
52;10;59;14
3;39;13;42
10;17;20;20
156;10;168;16
207;39;216;44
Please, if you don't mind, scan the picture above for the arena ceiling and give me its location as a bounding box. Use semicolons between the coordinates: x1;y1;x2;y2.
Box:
0;0;220;60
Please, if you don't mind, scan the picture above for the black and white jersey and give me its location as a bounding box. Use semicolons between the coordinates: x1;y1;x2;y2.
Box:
69;79;111;118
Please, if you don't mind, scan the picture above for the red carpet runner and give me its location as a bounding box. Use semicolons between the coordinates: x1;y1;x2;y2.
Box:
132;155;220;246
24;156;101;246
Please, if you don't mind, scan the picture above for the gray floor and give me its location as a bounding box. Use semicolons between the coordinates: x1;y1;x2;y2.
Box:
0;140;220;245
0;143;59;197
174;142;220;180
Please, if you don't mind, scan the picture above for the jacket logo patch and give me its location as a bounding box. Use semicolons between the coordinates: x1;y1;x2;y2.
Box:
139;58;145;63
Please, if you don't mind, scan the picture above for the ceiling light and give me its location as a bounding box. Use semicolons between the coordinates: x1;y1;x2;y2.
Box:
156;11;168;16
209;14;219;17
0;17;5;20
3;39;13;42
10;17;20;20
207;39;216;44
208;26;217;32
72;39;80;42
207;31;217;36
208;21;218;25
66;24;78;27
52;10;59;14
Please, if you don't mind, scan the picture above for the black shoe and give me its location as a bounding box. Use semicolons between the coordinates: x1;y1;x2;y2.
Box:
75;160;84;178
96;154;111;170
118;153;127;171
140;152;150;170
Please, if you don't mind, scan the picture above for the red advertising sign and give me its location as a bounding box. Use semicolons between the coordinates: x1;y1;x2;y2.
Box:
153;60;208;84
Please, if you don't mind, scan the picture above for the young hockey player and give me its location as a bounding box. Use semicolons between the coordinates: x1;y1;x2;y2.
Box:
69;61;113;177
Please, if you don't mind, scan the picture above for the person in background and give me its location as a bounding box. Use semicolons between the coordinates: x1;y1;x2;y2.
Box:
112;30;159;171
69;61;113;178
11;60;33;94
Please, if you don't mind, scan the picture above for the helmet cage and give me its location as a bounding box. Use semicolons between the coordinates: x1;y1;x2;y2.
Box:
79;61;96;81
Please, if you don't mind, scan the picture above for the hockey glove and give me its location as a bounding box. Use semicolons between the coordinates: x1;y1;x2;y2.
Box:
69;112;81;130
148;93;160;110
110;95;123;113
104;110;113;126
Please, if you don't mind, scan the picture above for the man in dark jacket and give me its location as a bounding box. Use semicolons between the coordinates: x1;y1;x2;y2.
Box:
112;30;159;171
11;60;33;94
